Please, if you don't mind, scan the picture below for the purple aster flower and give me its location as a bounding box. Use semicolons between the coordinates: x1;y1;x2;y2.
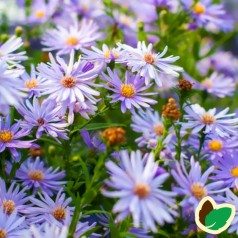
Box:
0;36;27;66
181;104;238;137
82;44;122;64
102;68;157;113
23;224;68;238
37;51;102;124
21;64;46;98
184;72;235;98
211;152;238;189
203;134;238;160
15;157;66;196
171;157;226;210
144;0;177;10
27;0;58;25
0;178;31;216
102;150;178;232
0;207;26;238
17;97;69;142
74;100;98;120
80;130;106;153
0;60;26;115
0;116;36;158
28;188;73;225
131;110;170;149
117;41;183;86
223;190;238;235
181;0;234;31
42;19;103;55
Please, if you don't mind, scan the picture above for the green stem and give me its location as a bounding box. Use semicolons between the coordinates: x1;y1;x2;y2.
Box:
197;131;206;160
154;129;169;159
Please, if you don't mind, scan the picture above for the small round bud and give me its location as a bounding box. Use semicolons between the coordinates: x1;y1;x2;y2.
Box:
102;127;126;146
178;79;193;91
162;98;181;122
15;26;23;37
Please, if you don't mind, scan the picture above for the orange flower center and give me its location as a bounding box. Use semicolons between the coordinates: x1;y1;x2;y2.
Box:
52;206;66;220
28;170;44;181
144;52;155;64
35;10;45;18
0;130;14;143
208;140;223;152
134;183;150;198
231;167;238;177
153;124;164;136
25;78;38;89
61;76;75;88
201;79;212;88
201;113;215;125
0;229;7;238
120;84;136;98
191;182;207;200
2;200;15;214
66;36;79;46
193;3;206;14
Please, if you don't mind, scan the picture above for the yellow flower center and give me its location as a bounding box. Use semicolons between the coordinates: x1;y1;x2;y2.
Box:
65;36;79;46
134;183;150;198
28;170;44;181
153;124;164;136
201;79;212;88
103;49;111;59
208;140;223;152
120;84;136;98
201;113;215;125
111;50;119;59
52;206;66;220
231;167;238;177
193;3;206;14
0;130;14;143
35;10;45;18
25;78;38;89
144;52;155;64
0;229;7;238
191;182;207;200
2;200;15;215
61;76;75;88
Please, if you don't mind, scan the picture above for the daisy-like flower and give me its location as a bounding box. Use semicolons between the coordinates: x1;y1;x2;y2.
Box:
203;134;238;160
0;60;26;115
82;44;122;64
73;100;98;120
184;72;235;98
181;104;238;137
0;178;31;216
212;152;238;189
37;51;102;124
15;157;66;196
224;190;238;235
171;157;226;210
0;36;27;66
21;64;45;98
102;68;157;114
23;224;68;238
0;207;26;238
18;97;69;142
0;116;36;158
117;41;183;86
27;0;58;25
131;110;167;149
102;150;178;232
42;19;103;55
28;189;73;225
181;0;233;31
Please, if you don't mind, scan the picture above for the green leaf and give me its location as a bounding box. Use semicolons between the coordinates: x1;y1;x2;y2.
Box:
205;207;233;230
70;123;126;134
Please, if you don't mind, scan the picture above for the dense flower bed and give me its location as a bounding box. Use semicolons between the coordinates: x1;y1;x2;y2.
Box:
0;0;238;237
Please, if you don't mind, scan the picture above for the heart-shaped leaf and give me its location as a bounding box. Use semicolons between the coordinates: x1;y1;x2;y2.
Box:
205;207;233;230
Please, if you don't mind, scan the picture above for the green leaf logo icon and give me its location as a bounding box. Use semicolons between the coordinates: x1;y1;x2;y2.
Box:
195;196;235;234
